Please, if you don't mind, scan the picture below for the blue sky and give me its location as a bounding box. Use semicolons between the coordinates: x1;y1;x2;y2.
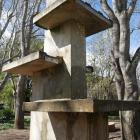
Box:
86;0;140;55
130;12;140;54
2;0;140;56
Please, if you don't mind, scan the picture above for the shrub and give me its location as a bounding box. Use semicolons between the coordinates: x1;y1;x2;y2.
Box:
0;108;14;123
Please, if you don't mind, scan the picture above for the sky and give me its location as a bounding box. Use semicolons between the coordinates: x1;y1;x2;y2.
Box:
85;0;140;56
130;12;140;54
1;0;140;56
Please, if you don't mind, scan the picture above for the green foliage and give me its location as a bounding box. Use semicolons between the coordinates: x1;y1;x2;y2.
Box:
24;116;30;129
0;73;14;124
86;31;117;100
0;108;14;123
0;73;5;80
0;117;30;130
87;73;117;100
0;122;14;131
30;38;44;52
0;80;13;109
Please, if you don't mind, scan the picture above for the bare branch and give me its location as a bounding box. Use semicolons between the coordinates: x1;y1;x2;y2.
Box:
131;26;140;34
112;0;120;16
111;21;120;59
21;0;29;56
2;52;20;65
32;28;41;35
26;15;33;53
100;0;117;20
9;30;19;59
116;0;127;11
110;50;124;100
0;30;15;66
130;47;140;71
110;50;123;80
25;0;43;53
0;0;19;39
32;34;44;38
0;0;3;18
0;73;9;91
127;0;137;18
10;76;17;95
0;12;13;39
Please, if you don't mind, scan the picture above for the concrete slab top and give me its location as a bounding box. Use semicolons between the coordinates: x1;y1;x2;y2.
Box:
23;99;140;113
2;51;62;76
33;0;112;36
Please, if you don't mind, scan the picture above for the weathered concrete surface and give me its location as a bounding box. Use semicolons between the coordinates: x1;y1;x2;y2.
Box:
2;51;62;76
29;1;112;140
23;99;140;113
30;112;108;140
32;21;86;100
46;0;58;7
34;0;112;36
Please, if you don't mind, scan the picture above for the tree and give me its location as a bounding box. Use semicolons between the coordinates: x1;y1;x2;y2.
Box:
136;64;140;82
99;0;140;139
86;31;116;99
0;0;44;129
14;0;43;129
0;0;19;92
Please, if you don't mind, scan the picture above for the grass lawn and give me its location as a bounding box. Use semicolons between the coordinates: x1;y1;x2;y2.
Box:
0;116;30;131
0;122;14;131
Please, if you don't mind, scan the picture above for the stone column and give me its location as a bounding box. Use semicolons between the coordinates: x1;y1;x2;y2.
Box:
30;1;87;140
32;20;87;100
30;112;108;140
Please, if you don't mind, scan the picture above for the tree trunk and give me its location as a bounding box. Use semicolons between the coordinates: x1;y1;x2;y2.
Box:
121;111;140;140
14;0;28;129
121;73;140;140
14;0;42;129
14;76;26;129
100;0;140;139
118;12;140;140
119;71;140;140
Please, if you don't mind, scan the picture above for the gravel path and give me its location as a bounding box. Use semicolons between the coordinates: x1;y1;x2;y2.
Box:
0;129;29;140
0;122;121;140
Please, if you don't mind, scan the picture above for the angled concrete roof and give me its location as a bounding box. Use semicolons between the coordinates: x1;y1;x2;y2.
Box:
2;51;62;76
33;0;112;37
